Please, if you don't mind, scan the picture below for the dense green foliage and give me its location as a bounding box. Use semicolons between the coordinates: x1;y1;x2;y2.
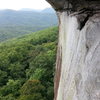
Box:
0;27;58;100
0;9;57;42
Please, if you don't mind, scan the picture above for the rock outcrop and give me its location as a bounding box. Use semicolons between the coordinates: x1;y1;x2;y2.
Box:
46;0;100;100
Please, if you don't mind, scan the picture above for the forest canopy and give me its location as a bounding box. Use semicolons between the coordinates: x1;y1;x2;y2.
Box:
0;27;58;100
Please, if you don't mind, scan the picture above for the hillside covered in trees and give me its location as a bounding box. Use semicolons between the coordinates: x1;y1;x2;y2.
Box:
0;27;58;100
0;9;57;42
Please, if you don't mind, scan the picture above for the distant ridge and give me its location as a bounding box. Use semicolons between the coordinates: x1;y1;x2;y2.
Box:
19;8;55;13
0;8;58;42
41;8;55;13
0;8;55;13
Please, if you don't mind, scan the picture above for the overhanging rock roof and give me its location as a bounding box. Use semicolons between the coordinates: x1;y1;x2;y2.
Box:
46;0;100;11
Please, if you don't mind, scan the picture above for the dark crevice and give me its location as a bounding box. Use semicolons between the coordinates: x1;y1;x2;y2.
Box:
77;8;95;30
86;44;89;53
79;14;90;30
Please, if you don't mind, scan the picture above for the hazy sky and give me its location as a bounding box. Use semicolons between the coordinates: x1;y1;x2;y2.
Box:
0;0;51;10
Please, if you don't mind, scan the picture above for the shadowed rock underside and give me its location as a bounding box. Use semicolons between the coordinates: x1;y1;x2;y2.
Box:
46;0;100;11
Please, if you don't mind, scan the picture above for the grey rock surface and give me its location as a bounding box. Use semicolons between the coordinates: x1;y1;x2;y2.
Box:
55;11;100;100
46;0;100;100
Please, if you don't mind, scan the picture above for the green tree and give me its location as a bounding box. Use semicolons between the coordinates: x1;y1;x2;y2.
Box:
0;79;21;97
19;80;46;100
0;70;8;86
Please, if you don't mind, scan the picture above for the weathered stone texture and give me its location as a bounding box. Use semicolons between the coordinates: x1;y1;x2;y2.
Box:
46;0;100;100
55;11;100;100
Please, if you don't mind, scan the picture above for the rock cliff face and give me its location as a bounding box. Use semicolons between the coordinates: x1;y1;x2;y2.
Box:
46;0;100;100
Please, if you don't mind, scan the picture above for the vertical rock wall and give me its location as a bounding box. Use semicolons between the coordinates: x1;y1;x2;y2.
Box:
55;11;100;100
46;0;100;100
